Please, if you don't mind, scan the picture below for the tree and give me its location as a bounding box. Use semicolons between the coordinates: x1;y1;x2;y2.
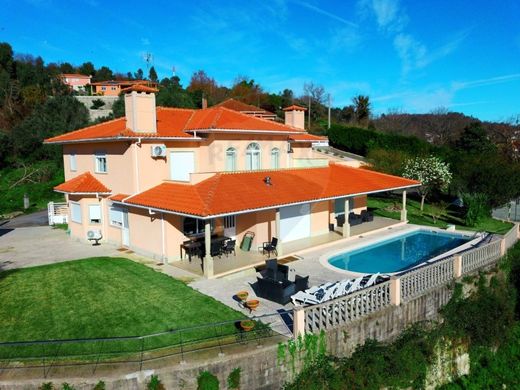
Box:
156;76;195;108
455;122;496;154
77;62;95;76
148;66;158;82
352;95;370;127
403;156;452;211
92;66;113;82
59;62;75;74
134;68;144;80
230;76;263;105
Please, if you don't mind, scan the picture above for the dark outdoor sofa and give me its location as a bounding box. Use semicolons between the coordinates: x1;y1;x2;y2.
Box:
255;260;310;305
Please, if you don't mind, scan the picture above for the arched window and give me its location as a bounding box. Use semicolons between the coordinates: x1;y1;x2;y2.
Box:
246;143;261;170
271;148;280;169
225;147;237;171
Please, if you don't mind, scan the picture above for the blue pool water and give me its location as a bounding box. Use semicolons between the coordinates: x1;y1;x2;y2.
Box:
328;230;470;274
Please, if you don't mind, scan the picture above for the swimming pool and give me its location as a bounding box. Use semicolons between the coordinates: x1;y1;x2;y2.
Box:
328;230;472;274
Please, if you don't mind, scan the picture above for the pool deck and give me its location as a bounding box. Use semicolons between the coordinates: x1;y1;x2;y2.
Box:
189;221;420;317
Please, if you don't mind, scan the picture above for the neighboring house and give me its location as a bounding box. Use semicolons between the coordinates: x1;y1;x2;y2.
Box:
213;98;277;121
45;86;419;278
59;73;92;92
91;80;159;96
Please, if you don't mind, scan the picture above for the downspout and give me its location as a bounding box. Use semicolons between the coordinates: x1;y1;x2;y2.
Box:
134;137;141;193
161;212;166;263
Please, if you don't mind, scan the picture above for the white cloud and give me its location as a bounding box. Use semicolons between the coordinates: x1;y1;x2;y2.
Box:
393;33;427;75
371;0;407;31
329;26;363;52
452;73;520;91
295;1;358;27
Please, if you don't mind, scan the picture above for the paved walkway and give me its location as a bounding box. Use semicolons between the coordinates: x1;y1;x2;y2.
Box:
0;226;119;270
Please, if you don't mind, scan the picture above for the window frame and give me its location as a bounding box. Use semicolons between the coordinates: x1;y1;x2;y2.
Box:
183;217;214;236
246;142;261;170
70;152;77;172
271;147;280;169
70;202;82;224
94;151;108;174
109;205;124;227
225;147;237;171
88;204;102;224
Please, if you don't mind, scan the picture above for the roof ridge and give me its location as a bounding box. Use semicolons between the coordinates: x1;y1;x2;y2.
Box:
197;173;222;215
45;116;125;142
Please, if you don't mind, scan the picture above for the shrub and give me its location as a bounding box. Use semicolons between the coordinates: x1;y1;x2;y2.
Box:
40;383;54;390
227;367;241;389
62;384;76;390
147;375;165;390
197;371;219;390
90;98;105;110
93;381;105;390
367;148;409;175
461;193;489;227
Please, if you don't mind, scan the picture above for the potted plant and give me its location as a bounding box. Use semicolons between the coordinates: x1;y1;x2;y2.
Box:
236;291;249;302
240;320;255;332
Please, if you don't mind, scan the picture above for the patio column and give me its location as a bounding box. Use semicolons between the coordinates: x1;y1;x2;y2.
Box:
401;190;408;222
275;208;283;256
203;219;214;279
343;198;350;238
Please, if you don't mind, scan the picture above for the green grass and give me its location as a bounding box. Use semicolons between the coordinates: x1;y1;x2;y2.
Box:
368;196;513;235
0;257;244;343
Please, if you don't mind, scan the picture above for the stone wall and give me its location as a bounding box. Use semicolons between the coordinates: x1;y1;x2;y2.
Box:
74;96;119;121
0;283;456;390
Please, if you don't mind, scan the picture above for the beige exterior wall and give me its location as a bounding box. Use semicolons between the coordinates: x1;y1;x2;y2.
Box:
125;92;157;133
311;201;330;236
67;195;106;242
63;143;135;195
127;206;163;259
284;110;305;129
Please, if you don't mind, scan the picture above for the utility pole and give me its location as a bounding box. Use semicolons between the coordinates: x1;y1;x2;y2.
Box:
328;93;331;129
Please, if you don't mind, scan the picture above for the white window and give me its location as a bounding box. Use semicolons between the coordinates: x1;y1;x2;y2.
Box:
88;204;102;224
226;147;237;171
95;152;107;173
170;151;195;181
271;148;280;169
70;152;77;171
246;143;261;170
224;215;236;229
70;202;82;224
109;205;124;227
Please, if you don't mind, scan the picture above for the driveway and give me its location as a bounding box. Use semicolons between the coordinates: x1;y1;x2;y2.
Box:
0;226;119;271
0;210;49;228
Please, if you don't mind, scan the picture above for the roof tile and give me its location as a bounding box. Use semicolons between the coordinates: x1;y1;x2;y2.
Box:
54;172;111;194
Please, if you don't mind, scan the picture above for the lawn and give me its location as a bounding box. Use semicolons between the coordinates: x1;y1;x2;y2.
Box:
368;195;513;235
0;257;244;343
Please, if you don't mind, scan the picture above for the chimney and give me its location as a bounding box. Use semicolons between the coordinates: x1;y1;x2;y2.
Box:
202;97;208;109
283;105;307;130
123;85;158;133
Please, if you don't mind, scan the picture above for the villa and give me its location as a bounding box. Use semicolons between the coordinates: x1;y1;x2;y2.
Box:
45;86;420;278
90;79;160;96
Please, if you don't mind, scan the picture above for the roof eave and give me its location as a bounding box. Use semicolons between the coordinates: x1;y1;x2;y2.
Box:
115;182;421;220
44;136;203;145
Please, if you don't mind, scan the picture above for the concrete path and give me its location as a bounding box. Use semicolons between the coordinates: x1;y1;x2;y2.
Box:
0;226;121;270
0;210;49;228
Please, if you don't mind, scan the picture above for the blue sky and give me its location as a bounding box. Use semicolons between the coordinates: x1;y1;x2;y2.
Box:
2;0;520;121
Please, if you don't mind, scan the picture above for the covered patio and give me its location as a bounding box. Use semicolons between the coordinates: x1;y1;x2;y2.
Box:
171;216;402;278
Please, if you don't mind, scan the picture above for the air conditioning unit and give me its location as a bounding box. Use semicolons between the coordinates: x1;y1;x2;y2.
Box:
87;229;102;245
151;144;167;158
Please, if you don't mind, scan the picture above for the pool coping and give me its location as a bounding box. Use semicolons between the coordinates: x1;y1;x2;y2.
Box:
319;225;484;277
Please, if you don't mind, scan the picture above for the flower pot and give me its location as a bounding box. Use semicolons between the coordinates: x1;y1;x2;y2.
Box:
246;299;259;311
236;291;249;302
240;320;255;332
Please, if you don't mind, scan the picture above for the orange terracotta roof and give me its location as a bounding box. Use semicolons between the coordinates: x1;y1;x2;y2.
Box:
121;85;159;93
54;172;111;194
213;98;275;115
109;193;130;201
289;133;328;142
283;105;307;111
60;73;91;78
120;164;419;217
45;107;303;144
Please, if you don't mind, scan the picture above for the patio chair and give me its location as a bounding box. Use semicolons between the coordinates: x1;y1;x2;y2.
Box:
335;214;346;227
361;210;374;222
256;277;296;305
294;275;309;292
222;239;236;257
260;237;278;258
210;241;223;258
348;212;363;226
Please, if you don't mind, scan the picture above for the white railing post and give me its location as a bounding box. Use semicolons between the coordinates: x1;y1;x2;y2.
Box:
453;255;462;278
293;307;305;338
390;276;401;306
500;238;506;256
